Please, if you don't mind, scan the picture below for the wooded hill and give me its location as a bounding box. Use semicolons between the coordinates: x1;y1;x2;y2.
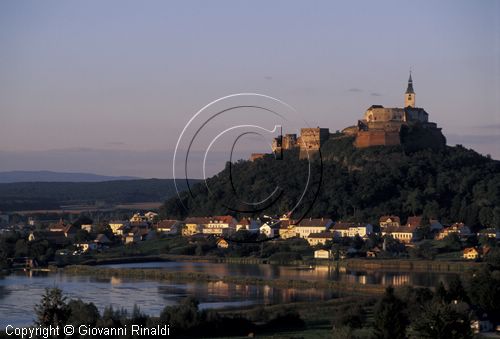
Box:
160;130;500;231
0;179;200;211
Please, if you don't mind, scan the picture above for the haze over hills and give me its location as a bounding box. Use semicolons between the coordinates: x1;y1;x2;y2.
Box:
0;178;201;212
0;170;141;183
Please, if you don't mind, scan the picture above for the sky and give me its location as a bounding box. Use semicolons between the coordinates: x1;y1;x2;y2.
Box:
0;0;499;178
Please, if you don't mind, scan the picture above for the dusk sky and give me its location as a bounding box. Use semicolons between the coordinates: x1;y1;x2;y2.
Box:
1;0;499;178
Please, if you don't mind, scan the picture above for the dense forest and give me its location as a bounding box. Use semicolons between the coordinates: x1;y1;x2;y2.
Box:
160;132;500;230
0;179;200;211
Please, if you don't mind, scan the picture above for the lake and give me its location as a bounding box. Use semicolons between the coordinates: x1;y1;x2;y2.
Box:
0;261;458;327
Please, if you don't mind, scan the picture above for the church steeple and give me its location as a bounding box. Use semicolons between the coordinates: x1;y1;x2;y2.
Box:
405;71;415;107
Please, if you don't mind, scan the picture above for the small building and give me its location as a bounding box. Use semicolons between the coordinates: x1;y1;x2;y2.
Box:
216;238;229;249
202;215;237;236
463;247;480;260
109;220;130;235
477;228;500;239
124;232;141;244
260;221;280;238
307;231;335;246
295;218;333;238
49;220;78;239
236;218;261;233
144;211;159;222
29;231;68;246
436;223;472;240
75;242;98;252
155;220;181;234
183;218;206;236
331;222;373;239
130;213;148;223
314;249;333;259
381;225;419;243
379;216;401;229
367;246;382;258
278;218;297;239
81;224;93;232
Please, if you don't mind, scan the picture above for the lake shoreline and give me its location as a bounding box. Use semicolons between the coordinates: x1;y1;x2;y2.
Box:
81;254;483;273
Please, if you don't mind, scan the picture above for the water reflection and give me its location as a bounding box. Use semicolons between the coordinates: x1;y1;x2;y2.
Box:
105;261;459;287
0;262;460;327
0;270;336;328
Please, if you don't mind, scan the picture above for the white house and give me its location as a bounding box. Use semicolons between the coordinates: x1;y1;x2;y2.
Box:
314;249;333;259
295;218;333;238
260;220;280;238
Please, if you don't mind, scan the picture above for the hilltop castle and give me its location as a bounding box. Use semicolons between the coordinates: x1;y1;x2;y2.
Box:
253;73;444;161
351;73;442;148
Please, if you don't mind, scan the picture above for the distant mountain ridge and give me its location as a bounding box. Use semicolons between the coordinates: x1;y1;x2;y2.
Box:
0;170;140;183
0;178;202;211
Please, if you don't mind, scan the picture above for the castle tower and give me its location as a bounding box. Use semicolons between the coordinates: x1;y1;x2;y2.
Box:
405;72;415;108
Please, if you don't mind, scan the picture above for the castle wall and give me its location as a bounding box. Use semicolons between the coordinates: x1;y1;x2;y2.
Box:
298;128;329;159
355;130;400;148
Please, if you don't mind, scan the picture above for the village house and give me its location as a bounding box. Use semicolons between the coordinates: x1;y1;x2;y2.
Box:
436;222;472;240
75;242;98;253
29;231;68;246
260;220;280;238
367;246;382;258
124;232;141;244
109;220;130;236
49;220;78;239
202;216;237;236
382;225;418;243
477;228;499;239
331;222;373;238
406;216;422;229
183;217;207;236
295;218;333;239
382;216;422;243
379;216;401;229
154;219;181;234
80;224;93;232
144;211;159;222
236;218;261;233
276;217;296;239
307;231;335;246
314;249;333;259
216;238;229;249
463;247;480;260
130;213;148;223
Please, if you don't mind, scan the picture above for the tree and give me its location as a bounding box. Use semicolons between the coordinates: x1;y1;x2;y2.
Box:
67;299;100;327
409;302;472;339
373;286;408;339
35;288;69;330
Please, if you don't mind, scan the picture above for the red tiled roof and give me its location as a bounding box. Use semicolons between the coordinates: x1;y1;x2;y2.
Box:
406;216;422;227
155;220;179;229
296;218;332;227
212;215;236;224
184;217;211;224
331;222;356;230
379;215;401;223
